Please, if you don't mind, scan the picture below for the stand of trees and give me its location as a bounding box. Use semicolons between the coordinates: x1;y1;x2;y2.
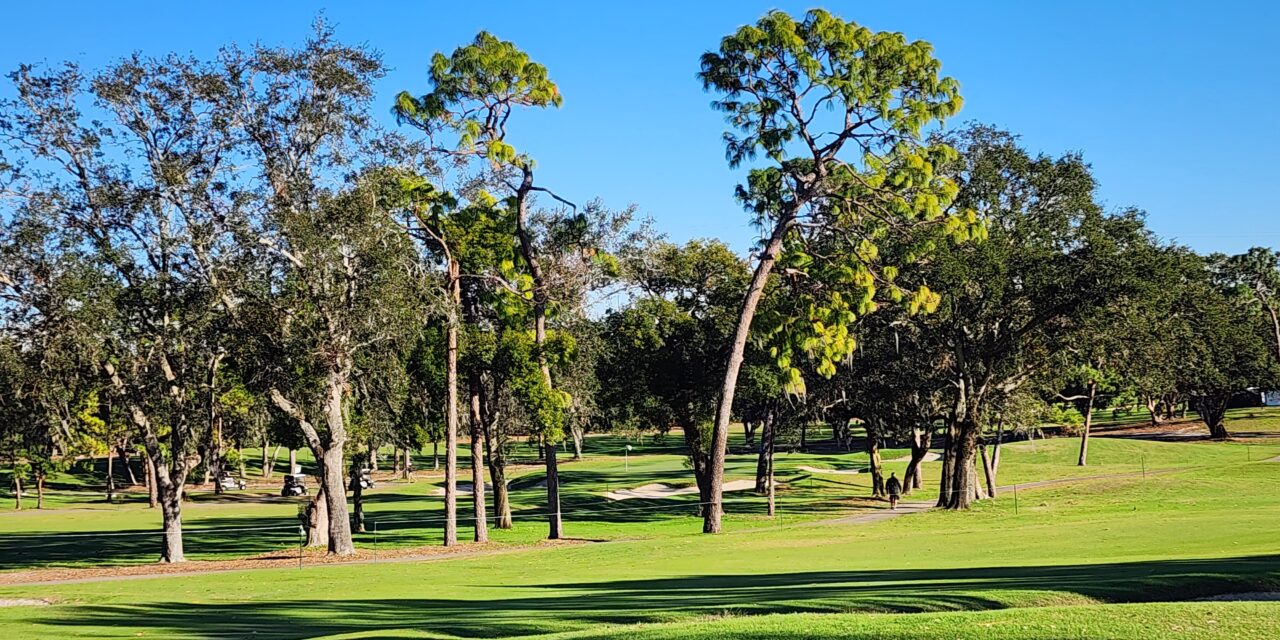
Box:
2;9;1278;562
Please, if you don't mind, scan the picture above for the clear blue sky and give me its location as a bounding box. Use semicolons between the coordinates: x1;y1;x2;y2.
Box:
2;1;1276;255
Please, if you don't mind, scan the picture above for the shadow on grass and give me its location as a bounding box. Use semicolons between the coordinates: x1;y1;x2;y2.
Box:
33;554;1280;639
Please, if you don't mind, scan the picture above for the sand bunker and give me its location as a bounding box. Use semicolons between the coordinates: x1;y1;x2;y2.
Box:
797;465;861;475
888;451;942;463
0;599;49;607
603;479;757;501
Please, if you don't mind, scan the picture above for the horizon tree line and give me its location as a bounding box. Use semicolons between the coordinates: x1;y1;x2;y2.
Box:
1;10;1277;561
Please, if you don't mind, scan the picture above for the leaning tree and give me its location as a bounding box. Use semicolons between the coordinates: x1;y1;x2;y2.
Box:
696;9;979;531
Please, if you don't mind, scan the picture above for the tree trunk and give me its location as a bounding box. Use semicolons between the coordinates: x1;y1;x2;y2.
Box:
349;460;365;534
682;423;714;516
705;213;793;533
117;445;137;486
317;447;353;554
431;442;438;472
269;379;354;556
403;447;413;480
159;484;184;562
754;410;775;494
865;421;886;498
1194;394;1231;439
743;421;755;448
1145;396;1166;426
306;488;330;548
936;424;954;508
369;443;378;472
904;427;932;494
468;373;488;543
979;443;997;498
512;169;563;541
941;416;980;509
569;424;584;460
1077;379;1097;466
12;472;20;510
488;453;512;530
481;385;512;529
144;442;191;563
106;450;115;503
145;454;159;509
267;444;280;478
443;260;460;547
545;442;562;539
766;442;775;518
288;449;297;474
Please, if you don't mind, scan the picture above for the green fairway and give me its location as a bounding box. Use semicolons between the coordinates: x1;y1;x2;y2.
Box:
0;431;1277;639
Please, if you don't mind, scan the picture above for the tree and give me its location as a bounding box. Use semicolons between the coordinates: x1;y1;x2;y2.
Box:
915;126;1155;508
1217;247;1280;362
697;9;975;531
219;24;416;556
251;174;424;555
395;32;579;539
602;239;749;512
1183;260;1277;438
0;52;248;560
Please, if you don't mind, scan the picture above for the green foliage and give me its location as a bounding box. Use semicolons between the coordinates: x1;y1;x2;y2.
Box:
495;330;568;442
394;31;560;168
700;9;982;394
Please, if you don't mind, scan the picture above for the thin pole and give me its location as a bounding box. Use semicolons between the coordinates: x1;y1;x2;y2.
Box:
373;520;378;563
1141;454;1146;479
297;525;303;570
1013;484;1019;516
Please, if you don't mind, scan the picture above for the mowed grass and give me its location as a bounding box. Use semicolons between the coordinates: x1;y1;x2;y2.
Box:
0;429;894;569
3;411;1280;571
548;603;1280;640
0;437;1277;638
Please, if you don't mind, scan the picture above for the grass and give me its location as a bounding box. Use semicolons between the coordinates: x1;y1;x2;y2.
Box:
547;603;1280;640
0;409;1277;638
0;434;1276;637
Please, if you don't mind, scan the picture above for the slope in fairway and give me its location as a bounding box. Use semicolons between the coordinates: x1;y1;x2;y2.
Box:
1;436;1277;639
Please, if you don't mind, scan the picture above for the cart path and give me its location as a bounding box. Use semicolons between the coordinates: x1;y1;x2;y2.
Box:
820;466;1184;526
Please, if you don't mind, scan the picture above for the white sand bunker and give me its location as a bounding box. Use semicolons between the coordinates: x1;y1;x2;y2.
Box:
0;599;50;607
797;465;860;475
888;451;943;463
604;479;757;501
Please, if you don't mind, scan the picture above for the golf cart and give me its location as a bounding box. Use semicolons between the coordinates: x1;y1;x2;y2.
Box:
281;473;308;497
351;467;375;490
216;473;246;491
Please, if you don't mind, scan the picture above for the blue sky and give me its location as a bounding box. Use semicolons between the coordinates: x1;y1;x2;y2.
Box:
1;1;1276;255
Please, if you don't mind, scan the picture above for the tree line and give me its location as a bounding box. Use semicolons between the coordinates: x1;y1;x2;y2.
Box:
1;10;1277;561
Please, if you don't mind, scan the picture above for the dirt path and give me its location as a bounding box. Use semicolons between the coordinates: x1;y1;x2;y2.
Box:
0;539;585;587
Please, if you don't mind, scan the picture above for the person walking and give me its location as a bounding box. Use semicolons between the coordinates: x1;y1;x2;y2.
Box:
886;472;902;510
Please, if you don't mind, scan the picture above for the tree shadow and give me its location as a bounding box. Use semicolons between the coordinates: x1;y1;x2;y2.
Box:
33;554;1280;639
